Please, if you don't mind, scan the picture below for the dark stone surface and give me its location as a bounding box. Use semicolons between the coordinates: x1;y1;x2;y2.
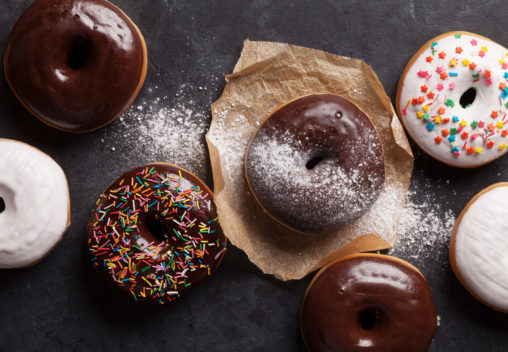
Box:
0;0;507;351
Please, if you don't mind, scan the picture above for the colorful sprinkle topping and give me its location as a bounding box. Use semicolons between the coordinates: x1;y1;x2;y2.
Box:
87;165;227;304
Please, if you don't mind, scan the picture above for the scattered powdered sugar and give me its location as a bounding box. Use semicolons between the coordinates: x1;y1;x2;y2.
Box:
103;84;212;178
390;188;457;267
245;128;384;232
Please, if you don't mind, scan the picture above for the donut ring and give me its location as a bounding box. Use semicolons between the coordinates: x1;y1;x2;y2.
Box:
245;94;385;233
300;253;437;352
0;139;70;268
86;163;227;304
396;31;508;168
4;0;148;133
449;182;508;313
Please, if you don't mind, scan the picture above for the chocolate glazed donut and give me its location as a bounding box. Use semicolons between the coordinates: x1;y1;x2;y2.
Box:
4;0;147;132
245;94;385;233
301;254;437;352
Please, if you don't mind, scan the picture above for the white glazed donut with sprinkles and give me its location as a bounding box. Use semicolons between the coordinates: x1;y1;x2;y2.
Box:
397;31;508;167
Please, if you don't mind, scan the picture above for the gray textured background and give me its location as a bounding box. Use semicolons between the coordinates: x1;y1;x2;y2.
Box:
1;0;508;351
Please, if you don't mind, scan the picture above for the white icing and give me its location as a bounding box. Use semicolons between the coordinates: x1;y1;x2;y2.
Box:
454;185;508;311
399;33;508;167
0;140;70;268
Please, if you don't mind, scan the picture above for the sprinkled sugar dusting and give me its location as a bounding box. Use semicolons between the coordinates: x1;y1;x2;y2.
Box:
104;84;211;177
390;189;456;268
246;129;384;232
87;165;227;304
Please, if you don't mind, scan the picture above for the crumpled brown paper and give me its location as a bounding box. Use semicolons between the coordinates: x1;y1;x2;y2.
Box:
205;40;413;280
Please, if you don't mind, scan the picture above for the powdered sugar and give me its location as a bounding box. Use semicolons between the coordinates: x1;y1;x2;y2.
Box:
104;84;212;178
390;188;456;268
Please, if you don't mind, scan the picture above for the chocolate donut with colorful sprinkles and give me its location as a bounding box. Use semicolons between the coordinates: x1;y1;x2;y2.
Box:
86;163;227;304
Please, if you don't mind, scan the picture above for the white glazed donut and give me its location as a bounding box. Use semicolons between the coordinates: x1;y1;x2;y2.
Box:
0;139;70;268
449;183;508;312
397;31;508;167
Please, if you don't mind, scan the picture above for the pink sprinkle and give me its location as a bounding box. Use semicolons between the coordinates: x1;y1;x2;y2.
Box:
462;142;467;150
457;126;464;132
478;121;485;128
214;248;226;260
453;151;461;156
418;70;429;78
471;134;478;141
449;82;456;90
485;78;493;86
503;63;508;70
479;51;485;58
402;108;407;115
437;83;444;91
471;39;478;46
436;66;443;74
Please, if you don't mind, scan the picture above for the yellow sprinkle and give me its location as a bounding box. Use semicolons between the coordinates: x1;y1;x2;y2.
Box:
178;170;183;180
462;59;470;66
416;111;424;119
500;59;506;65
435;116;442;124
449;58;458;67
422;105;429;112
497;121;504;129
476;147;483;153
481;46;488;52
460;120;467;127
500;143;506;150
142;276;153;287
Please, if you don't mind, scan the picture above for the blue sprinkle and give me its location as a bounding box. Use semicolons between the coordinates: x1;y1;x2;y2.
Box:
448;135;456;142
452;116;460;123
502;92;508;99
136;176;143;185
451;147;460;152
427;123;435;131
449;72;458;77
504;72;508;79
148;201;157;208
431;41;438;48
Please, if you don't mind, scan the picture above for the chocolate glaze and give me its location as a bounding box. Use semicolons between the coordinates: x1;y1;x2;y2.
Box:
301;255;437;352
245;94;385;233
86;164;227;304
4;0;146;132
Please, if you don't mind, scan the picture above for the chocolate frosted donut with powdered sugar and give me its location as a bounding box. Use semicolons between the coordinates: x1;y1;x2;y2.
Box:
245;94;385;233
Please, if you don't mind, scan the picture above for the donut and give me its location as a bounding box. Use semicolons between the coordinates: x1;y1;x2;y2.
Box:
396;31;508;168
449;183;508;313
0;139;70;268
86;163;227;304
4;0;148;133
301;254;437;352
245;94;385;233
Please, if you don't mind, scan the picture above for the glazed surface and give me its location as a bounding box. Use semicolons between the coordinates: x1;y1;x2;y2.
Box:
4;0;146;132
0;139;70;268
453;184;508;311
86;164;227;304
245;94;385;233
301;255;437;352
398;32;508;167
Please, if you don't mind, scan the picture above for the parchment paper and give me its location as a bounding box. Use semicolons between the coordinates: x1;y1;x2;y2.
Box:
205;40;414;280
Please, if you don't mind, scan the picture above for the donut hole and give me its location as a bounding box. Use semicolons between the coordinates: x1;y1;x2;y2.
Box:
0;197;5;214
67;36;93;70
306;156;325;170
460;87;477;108
146;213;171;241
358;308;383;330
